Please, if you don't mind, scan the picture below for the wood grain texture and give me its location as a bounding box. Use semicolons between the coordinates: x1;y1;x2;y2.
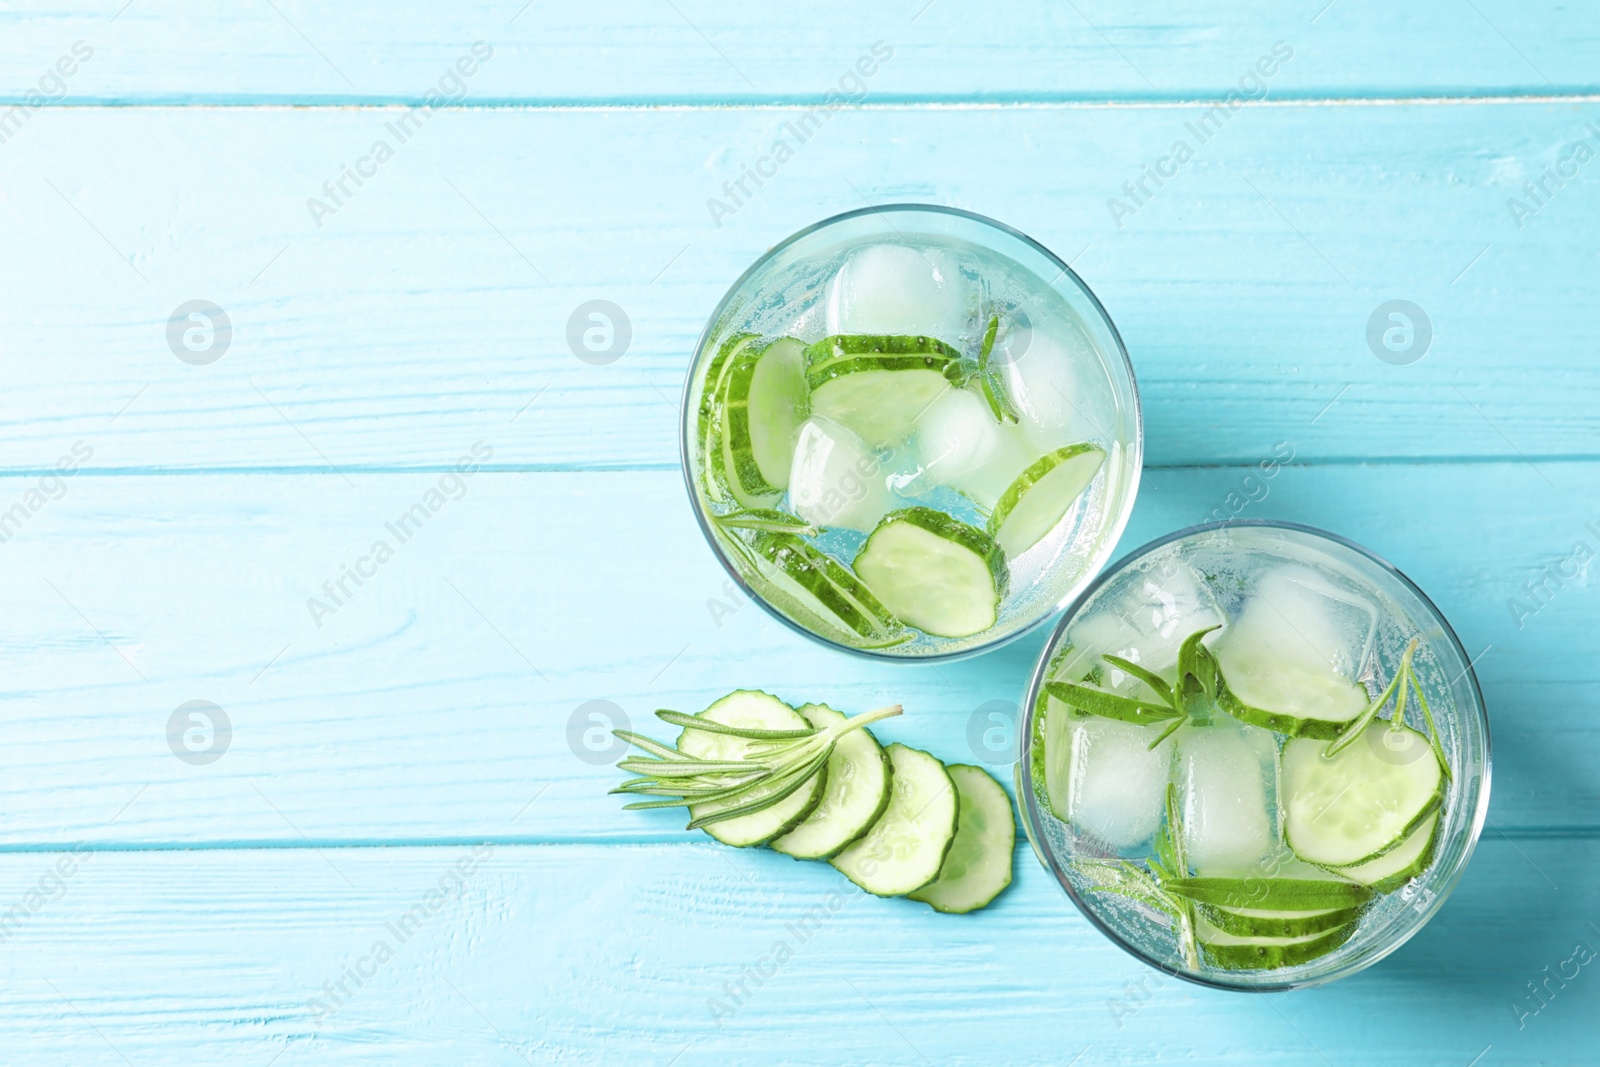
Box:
0;461;1589;848
0;102;1596;473
2;1;1598;103
0;838;1588;1064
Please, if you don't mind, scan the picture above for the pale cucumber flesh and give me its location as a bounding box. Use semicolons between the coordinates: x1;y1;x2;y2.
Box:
1332;809;1438;891
831;744;959;896
770;704;893;860
908;764;1015;913
678;691;825;847
1282;720;1444;867
853;508;1006;639
744;337;809;489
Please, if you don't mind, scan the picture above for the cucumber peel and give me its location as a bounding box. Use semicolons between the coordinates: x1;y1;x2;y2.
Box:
804;335;964;448
986;443;1104;558
770;704;894;860
831;743;959;897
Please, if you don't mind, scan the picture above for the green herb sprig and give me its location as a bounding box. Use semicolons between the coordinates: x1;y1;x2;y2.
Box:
975;313;1021;424
1323;638;1451;777
1045;625;1222;749
1079;783;1200;969
611;704;903;830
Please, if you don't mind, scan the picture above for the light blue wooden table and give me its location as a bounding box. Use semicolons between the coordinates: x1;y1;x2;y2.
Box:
1;2;1596;1063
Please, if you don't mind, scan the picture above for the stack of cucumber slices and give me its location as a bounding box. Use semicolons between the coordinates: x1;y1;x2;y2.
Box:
1040;619;1452;972
610;689;1014;913
695;243;1110;646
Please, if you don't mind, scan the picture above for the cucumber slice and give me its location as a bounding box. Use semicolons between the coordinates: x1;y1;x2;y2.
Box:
677;690;826;847
770;704;893;860
697;333;760;504
1211;605;1371;741
1194;902;1364;939
831;743;959;896
1196;914;1359;971
1164;875;1373;911
908;764;1015;914
985;443;1105;558
853;507;1008;639
749;530;906;647
804;335;962;448
1332;809;1439;891
1282;720;1445;868
730;337;809;492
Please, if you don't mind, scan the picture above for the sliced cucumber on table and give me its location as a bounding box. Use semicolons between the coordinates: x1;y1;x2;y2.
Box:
750;530;906;647
804;334;963;448
676;690;826;847
1281;720;1445;868
1195;913;1360;971
985;443;1104;557
908;764;1015;914
832;743;959;896
1331;809;1439;891
770;704;893;860
853;507;1008;639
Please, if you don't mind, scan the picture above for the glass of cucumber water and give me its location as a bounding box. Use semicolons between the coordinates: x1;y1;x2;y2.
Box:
1017;521;1490;989
682;205;1142;659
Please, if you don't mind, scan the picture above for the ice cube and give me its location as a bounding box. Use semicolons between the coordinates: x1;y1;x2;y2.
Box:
824;244;969;347
1173;720;1279;875
946;421;1035;510
1045;710;1175;851
996;318;1095;454
1236;564;1377;681
787;416;896;533
914;386;1004;484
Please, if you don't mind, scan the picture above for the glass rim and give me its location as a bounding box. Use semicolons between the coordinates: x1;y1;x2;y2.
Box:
677;202;1145;663
1016;517;1493;991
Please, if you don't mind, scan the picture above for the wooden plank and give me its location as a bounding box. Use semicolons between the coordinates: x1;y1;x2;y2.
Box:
0;102;1596;472
0;836;1586;1063
2;1;1597;104
0;460;1589;848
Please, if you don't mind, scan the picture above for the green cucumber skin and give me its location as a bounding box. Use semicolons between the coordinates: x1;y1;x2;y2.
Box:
802;334;965;391
698;333;759;504
769;704;895;861
1199;921;1359;971
907;763;1016;914
831;744;960;899
1194;903;1365;939
1215;684;1358;741
984;443;1103;544
1323;812;1443;890
864;506;1010;602
1165;876;1374;911
750;530;903;641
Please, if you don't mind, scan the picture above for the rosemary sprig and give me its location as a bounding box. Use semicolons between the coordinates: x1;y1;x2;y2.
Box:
714;508;822;537
975;313;1021;424
1080;783;1199;969
1322;638;1451;778
1046;625;1221;749
610;703;903;828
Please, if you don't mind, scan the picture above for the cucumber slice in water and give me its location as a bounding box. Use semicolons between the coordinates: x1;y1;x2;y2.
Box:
831;743;959;896
677;690;826;848
1164;876;1373;911
1282;720;1445;868
730;337;809;492
1195;914;1359;971
698;333;760;504
805;335;962;448
1211;604;1371;741
770;704;894;860
853;507;1008;639
985;443;1105;558
1194;902;1364;939
1332;809;1438;891
749;530;905;647
908;764;1015;914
